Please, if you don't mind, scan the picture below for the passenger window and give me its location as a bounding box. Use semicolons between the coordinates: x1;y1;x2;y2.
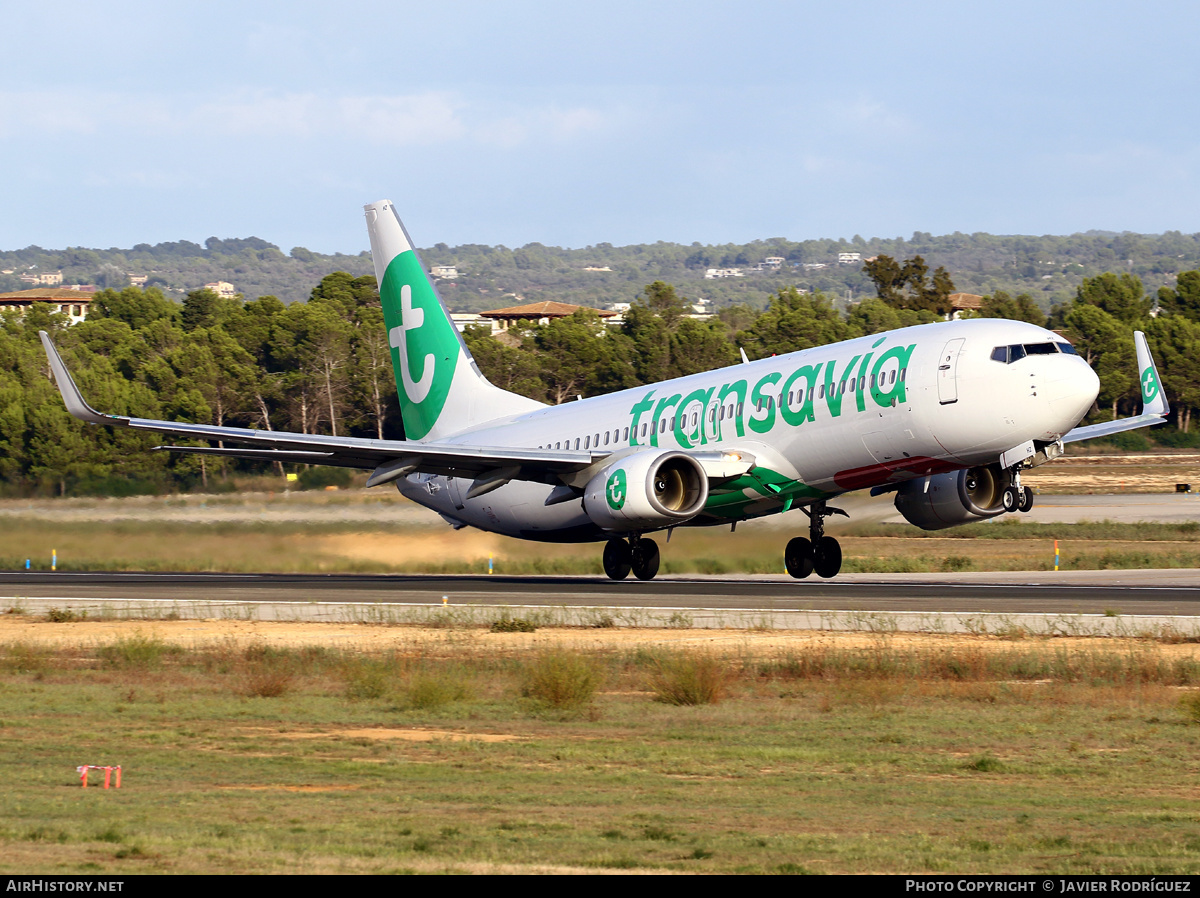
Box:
890;370;896;385
594;432;600;445
736;402;743;417
604;431;610;446
584;436;590;449
819;384;825;399
669;416;676;431
899;368;907;381
555;441;561;449
623;426;629;441
574;438;581;450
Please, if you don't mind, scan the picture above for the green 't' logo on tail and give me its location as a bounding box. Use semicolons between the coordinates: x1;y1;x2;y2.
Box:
1141;366;1160;404
379;250;461;440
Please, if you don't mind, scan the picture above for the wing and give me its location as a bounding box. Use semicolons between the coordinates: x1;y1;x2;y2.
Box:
1062;330;1169;444
40;331;756;497
39;330;596;489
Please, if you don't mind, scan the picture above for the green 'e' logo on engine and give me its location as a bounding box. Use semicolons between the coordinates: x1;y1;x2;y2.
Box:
606;469;627;510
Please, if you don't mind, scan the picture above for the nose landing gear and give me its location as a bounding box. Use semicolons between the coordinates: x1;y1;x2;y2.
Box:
1001;467;1035;514
602;534;660;581
786;500;847;579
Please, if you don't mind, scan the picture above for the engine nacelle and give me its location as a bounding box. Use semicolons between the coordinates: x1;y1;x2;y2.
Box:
893;465;1011;531
582;451;708;532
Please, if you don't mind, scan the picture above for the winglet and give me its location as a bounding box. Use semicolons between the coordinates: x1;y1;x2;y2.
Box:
38;331;121;426
1063;329;1169;444
1134;330;1169;417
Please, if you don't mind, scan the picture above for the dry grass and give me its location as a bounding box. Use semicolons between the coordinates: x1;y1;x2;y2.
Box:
4;625;1200;874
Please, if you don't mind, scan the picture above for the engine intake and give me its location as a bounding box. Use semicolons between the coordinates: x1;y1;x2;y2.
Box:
582;451;708;532
893;464;1010;531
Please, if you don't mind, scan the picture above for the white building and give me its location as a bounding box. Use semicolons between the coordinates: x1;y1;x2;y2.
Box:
430;265;459;279
203;281;238;298
838;252;862;264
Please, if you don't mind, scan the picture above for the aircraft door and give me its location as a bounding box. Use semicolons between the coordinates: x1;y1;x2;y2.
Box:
937;338;965;405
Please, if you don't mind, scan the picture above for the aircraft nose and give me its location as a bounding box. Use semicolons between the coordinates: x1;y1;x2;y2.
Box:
1046;357;1100;433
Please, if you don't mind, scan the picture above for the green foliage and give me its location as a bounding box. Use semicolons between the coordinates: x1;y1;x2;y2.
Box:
295;466;352;491
521;651;601;710
863;254;956;315
490;617;538;633
649;652;730;705
97;633;177;669
9;234;1200;495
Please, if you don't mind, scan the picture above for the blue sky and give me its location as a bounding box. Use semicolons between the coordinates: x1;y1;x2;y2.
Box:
2;1;1198;253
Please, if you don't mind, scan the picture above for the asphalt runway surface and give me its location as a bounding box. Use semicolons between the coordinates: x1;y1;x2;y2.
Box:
3;570;1200;617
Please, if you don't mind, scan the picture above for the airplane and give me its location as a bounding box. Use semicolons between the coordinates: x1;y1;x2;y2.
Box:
39;200;1170;581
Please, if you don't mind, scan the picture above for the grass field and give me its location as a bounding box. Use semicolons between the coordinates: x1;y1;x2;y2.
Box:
2;621;1199;874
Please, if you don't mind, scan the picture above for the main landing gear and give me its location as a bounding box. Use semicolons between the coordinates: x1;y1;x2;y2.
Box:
603;533;660;581
785;500;848;579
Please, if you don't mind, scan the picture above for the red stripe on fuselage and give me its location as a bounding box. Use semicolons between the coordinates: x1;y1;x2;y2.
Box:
833;456;962;491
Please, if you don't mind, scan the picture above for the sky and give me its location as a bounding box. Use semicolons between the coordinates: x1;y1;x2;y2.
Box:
2;0;1198;253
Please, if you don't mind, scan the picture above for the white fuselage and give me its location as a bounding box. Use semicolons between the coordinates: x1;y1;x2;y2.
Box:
397;318;1100;541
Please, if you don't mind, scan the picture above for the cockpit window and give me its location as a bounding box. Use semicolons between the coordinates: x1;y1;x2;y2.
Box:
992;341;1077;363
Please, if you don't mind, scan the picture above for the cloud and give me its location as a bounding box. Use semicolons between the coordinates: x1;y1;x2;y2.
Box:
0;89;614;149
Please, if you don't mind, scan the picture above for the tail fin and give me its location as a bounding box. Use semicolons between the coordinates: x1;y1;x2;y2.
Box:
364;200;543;441
1134;330;1169;418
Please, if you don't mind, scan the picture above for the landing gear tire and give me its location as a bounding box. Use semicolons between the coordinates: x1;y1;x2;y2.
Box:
603;539;633;581
813;536;842;579
631;538;660;581
1002;486;1020;512
785;537;815;579
1018;486;1034;513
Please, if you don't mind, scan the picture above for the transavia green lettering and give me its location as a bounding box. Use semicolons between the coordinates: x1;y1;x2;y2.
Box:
627;343;917;443
748;373;782;435
779;364;821;427
822;353;861;418
674;386;715;448
379;251;460;440
628;391;656;446
870;344;915;407
650;393;681;448
717;381;747;439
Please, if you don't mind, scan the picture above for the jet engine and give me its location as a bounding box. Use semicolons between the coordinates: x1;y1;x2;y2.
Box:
892;464;1010;531
582;450;708;532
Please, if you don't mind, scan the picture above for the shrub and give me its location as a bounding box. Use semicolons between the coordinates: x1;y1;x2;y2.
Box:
490;617;537;633
649;653;730;705
521;651;600;710
406;670;473;709
1180;691;1200;724
45;608;79;623
296;466;352;491
98;633;177;669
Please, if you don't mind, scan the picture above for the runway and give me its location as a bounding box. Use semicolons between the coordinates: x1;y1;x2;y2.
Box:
3;569;1200;617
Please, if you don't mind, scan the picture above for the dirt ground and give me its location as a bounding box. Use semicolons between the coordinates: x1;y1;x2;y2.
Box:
1024;452;1200;494
5;615;1200;661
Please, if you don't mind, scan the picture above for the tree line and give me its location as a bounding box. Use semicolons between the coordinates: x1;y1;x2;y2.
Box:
2;261;1199;497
